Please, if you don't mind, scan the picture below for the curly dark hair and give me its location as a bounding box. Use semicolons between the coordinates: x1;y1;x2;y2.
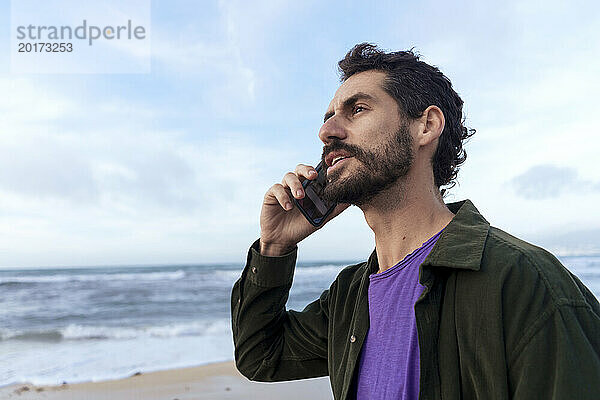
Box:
338;43;475;190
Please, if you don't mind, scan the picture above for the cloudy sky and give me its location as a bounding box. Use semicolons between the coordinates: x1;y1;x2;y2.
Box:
1;0;599;268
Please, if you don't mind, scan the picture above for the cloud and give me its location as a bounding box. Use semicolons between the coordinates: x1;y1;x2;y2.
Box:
510;164;599;200
0;73;305;266
0;125;290;215
2;0;600;265
0;127;300;267
0;133;98;202
0;78;74;125
148;1;269;111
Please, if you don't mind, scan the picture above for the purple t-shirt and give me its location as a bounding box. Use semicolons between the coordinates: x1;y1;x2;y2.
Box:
355;228;444;400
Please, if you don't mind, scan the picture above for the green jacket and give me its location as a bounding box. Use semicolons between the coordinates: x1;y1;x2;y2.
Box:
231;199;600;399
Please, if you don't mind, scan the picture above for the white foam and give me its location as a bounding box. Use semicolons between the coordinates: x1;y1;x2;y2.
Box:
214;264;345;282
0;319;234;387
0;270;186;284
1;320;231;342
295;264;346;277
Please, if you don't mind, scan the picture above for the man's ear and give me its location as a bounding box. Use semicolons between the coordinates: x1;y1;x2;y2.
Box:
418;105;445;147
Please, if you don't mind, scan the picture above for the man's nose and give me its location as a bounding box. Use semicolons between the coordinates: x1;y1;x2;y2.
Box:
318;116;347;144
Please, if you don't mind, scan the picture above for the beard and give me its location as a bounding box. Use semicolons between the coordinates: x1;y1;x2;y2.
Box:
321;122;414;207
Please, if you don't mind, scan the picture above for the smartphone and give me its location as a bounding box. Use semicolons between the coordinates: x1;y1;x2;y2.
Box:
292;161;337;227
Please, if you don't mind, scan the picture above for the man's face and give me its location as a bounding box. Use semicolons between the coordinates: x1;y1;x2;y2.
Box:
319;70;414;206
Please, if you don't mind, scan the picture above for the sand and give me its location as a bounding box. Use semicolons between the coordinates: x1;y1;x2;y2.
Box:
0;361;334;400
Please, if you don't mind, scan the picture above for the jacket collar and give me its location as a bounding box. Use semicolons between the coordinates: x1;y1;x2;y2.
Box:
365;199;490;273
421;199;490;271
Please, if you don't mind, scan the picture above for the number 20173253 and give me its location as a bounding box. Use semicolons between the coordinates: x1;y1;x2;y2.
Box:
17;42;73;52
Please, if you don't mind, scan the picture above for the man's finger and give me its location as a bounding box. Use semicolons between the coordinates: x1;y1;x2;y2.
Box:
265;183;294;211
294;164;318;181
282;172;305;200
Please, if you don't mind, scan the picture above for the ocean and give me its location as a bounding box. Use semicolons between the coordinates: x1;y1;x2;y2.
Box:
1;255;599;387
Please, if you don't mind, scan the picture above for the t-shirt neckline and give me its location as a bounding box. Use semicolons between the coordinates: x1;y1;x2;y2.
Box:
370;226;446;280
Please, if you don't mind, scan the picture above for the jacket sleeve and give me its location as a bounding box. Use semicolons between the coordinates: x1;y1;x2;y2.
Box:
231;239;330;382
508;302;600;399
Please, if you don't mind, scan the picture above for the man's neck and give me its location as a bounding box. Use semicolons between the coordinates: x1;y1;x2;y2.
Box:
360;177;455;273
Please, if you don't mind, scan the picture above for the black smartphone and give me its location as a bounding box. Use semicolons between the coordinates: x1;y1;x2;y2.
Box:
292;161;337;227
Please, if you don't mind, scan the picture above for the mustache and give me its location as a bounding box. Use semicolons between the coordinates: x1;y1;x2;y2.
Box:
321;140;366;165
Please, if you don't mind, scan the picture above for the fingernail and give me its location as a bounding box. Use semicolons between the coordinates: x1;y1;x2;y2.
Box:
309;170;317;176
296;189;303;197
285;202;292;210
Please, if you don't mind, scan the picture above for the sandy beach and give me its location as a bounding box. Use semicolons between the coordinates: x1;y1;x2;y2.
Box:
0;361;333;400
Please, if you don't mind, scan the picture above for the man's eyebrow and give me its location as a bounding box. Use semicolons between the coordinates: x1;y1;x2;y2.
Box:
323;92;376;123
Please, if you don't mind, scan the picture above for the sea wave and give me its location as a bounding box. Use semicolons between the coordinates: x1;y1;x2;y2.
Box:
295;264;348;276
0;270;186;285
0;320;230;342
213;263;346;281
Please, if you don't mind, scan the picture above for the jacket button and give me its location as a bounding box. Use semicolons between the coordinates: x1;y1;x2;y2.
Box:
251;267;257;273
350;335;356;343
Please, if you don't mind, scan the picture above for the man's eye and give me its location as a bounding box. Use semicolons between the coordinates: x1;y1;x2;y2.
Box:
353;105;365;114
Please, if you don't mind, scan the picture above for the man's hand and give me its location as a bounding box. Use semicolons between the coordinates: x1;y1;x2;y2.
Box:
259;163;349;256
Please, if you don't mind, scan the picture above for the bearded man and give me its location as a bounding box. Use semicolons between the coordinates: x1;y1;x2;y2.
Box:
231;43;600;400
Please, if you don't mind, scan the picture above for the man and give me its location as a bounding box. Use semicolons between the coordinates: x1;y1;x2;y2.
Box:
231;43;600;399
